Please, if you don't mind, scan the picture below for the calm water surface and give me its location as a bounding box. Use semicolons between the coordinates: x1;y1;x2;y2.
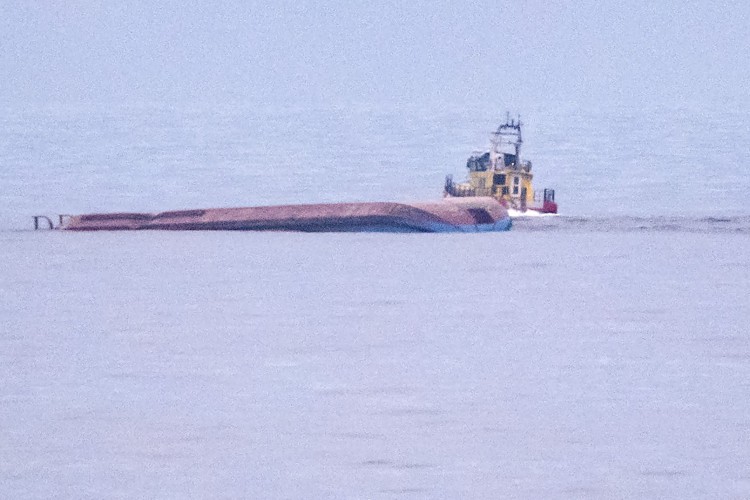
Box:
1;104;749;498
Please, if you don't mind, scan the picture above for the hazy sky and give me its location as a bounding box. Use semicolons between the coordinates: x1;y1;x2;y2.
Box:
1;0;748;107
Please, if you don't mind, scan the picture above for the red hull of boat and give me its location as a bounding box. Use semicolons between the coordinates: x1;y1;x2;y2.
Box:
59;198;512;233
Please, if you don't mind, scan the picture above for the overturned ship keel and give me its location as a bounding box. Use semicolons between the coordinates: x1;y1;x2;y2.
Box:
41;197;511;233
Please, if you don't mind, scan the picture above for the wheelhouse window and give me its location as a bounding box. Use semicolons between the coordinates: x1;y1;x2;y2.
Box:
493;174;506;185
512;176;520;195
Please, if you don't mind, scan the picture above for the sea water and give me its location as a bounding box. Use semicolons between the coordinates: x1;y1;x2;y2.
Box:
1;103;749;498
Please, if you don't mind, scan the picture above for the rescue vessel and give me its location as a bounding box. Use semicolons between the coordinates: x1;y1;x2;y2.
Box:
444;115;558;214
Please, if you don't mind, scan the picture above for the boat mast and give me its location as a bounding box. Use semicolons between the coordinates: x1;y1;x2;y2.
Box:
515;114;523;167
490;112;523;170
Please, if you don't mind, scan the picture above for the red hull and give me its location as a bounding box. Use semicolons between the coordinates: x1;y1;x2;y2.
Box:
59;198;511;233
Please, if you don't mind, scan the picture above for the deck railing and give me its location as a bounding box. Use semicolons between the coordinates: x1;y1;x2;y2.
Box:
444;176;494;197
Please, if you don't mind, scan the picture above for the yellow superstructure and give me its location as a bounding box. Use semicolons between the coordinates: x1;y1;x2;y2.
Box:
463;168;534;207
444;116;544;211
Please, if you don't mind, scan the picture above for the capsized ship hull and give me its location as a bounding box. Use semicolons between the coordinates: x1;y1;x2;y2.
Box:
58;197;511;233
